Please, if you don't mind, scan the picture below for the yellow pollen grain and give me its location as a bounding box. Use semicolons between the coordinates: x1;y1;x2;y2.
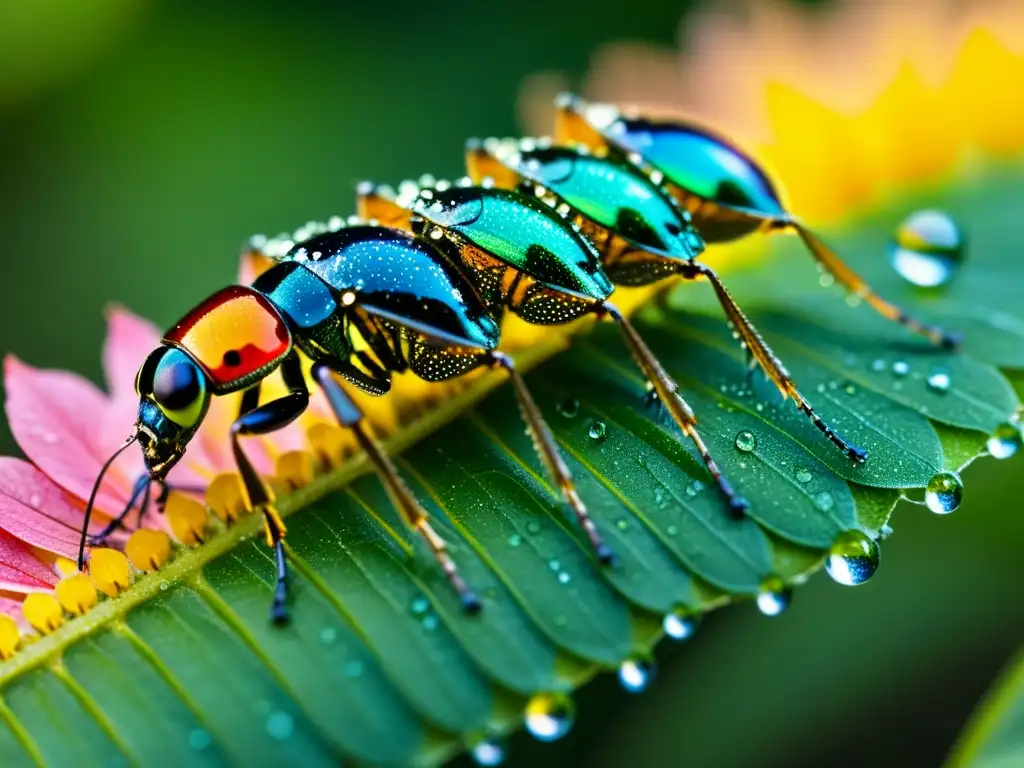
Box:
207;473;247;522
276;450;316;491
55;573;98;615
125;529;172;571
22;593;64;634
90;548;132;597
0;615;20;659
166;492;210;546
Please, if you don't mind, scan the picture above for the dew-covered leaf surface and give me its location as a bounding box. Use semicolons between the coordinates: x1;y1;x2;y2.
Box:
0;174;1022;766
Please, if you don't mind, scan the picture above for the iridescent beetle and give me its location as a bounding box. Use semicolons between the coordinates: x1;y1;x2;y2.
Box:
83;225;508;620
463;135;868;462
358;178;751;516
553;94;961;349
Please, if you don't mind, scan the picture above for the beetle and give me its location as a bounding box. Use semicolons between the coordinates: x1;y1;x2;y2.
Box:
553;93;961;350
463;135;868;462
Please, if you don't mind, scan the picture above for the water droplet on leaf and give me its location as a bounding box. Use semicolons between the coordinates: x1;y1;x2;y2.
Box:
588;421;607;441
926;369;951;393
471;737;507;766
890;210;965;288
618;653;656;693
188;729;212;752
663;607;701;641
987;421;1023;460
825;531;880;586
892;361;910;377
265;710;294;741
556;398;579;419
795;467;812;484
735;431;757;453
411;595;430;615
685;480;705;497
925;471;963;514
757;580;792;617
524;693;575;742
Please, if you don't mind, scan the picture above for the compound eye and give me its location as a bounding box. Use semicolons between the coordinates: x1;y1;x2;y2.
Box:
152;349;207;427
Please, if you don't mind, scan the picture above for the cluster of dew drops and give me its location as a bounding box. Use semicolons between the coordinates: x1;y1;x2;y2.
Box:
467;211;1023;766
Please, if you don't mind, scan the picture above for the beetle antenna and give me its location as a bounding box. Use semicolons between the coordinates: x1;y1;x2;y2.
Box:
77;433;138;571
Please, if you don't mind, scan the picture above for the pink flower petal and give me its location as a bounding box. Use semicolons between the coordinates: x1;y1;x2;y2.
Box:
0;527;58;593
4;355;137;512
0;458;106;558
0;596;23;619
102;305;162;404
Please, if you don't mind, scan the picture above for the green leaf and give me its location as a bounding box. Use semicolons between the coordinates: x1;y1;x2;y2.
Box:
947;648;1024;768
1;171;1022;766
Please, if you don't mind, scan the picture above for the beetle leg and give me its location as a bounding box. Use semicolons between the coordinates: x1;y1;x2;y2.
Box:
780;218;961;349
230;352;309;625
490;351;616;565
678;261;868;463
312;360;482;614
600;302;750;517
86;474;151;546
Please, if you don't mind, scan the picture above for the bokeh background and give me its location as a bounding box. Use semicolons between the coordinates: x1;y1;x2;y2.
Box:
1;1;1021;766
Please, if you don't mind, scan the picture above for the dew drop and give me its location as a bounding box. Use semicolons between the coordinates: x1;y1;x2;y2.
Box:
892;361;910;377
925;471;963;514
524;693;575;742
188;728;212;752
411;595;430;616
879;524;894;540
265;710;294;741
615;518;629;531
889;210;966;288
421;613;440;631
666;525;678;536
28;493;41;508
814;491;835;512
870;359;887;373
987;421;1023;460
588;421;607;441
825;531;881;586
548;559;561;572
508;534;522;547
734;430;757;453
795;467;813;484
685;480;705;498
557;571;571;584
525;520;542;535
926;369;951;393
159;581;170;591
344;660;364;678
756;580;792;617
662;607;701;641
319;627;338;645
470;737;507;766
556;398;579;419
618;653;657;693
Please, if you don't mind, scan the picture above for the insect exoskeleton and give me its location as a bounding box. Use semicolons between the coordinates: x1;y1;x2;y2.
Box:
553;93;961;349
358;176;752;525
465;135;870;466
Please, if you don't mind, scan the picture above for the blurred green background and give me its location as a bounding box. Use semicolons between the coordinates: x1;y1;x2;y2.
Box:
1;1;1021;766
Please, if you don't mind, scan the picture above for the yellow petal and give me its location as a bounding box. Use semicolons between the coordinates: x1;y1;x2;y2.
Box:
306;423;350;469
22;593;64;634
55;574;98;615
125;529;172;572
166;493;209;546
90;548;132;597
276;450;316;491
207;473;248;523
53;556;78;578
0;615;21;660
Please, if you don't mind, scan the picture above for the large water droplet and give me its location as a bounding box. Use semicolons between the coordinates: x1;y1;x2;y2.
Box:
685;480;705;498
618;653;656;693
265;710;294;741
756;580;792;617
556;398;579;419
795;467;813;484
925;471;963;514
662;607;701;641
987;421;1023;460
926;369;951;393
889;210;966;288
892;361;910;378
825;531;881;586
588;421;607;441
319;627;338;645
411;595;430;615
470;737;507;766
524;693;575;742
735;430;757;453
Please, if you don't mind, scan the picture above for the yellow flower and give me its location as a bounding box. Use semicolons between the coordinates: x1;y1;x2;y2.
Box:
521;0;1024;225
